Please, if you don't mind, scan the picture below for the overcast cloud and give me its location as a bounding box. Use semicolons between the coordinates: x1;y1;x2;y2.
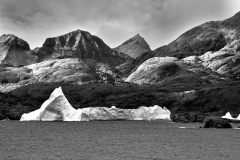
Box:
0;0;240;49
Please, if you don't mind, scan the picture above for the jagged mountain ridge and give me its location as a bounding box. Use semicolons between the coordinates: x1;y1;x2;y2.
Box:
35;30;131;66
0;30;131;84
113;33;151;59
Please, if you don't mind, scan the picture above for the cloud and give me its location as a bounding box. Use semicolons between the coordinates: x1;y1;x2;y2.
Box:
0;0;238;49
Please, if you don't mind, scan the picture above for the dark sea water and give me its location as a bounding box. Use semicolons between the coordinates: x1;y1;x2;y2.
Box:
0;121;240;160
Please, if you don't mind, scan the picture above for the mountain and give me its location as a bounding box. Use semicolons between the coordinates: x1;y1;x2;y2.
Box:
141;11;240;63
0;34;37;67
35;30;131;66
113;34;151;59
0;31;127;85
122;11;240;78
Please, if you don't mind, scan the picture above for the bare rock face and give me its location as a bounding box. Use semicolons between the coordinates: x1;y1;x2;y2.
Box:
126;57;179;84
167;22;227;58
35;30;131;66
113;34;151;59
0;67;32;83
164;11;240;58
0;58;123;84
180;44;240;81
125;57;205;85
0;34;37;67
26;58;97;84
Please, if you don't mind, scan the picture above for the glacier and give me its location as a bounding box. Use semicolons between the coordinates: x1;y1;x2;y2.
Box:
20;87;171;121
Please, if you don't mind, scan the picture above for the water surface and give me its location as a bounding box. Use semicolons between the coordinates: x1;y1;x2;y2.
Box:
0;121;240;160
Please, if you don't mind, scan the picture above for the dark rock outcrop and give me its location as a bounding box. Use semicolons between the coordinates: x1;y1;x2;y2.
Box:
204;118;232;128
113;34;151;59
35;30;131;66
0;34;37;66
171;112;205;123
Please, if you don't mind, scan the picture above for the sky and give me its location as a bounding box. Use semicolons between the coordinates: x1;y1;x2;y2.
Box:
0;0;240;50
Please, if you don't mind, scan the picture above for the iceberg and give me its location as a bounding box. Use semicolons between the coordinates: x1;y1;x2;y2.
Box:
221;112;235;120
221;112;240;121
20;87;83;121
20;87;171;121
236;114;240;120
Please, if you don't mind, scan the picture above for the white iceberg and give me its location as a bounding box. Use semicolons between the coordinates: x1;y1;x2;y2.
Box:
20;87;83;121
236;114;240;120
221;112;235;120
20;87;171;121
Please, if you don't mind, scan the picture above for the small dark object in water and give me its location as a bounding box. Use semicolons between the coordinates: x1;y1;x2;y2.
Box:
204;118;232;128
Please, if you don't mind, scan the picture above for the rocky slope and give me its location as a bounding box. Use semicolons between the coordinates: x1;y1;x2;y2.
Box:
121;12;240;83
121;11;240;77
125;56;227;85
0;30;128;85
0;58;123;85
125;57;192;84
113;34;151;59
160;11;240;58
0;34;37;67
35;30;131;66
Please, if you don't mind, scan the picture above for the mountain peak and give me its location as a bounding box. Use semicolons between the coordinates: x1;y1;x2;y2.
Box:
74;29;90;34
113;34;151;59
1;34;15;38
0;34;30;51
0;34;36;66
133;33;141;38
